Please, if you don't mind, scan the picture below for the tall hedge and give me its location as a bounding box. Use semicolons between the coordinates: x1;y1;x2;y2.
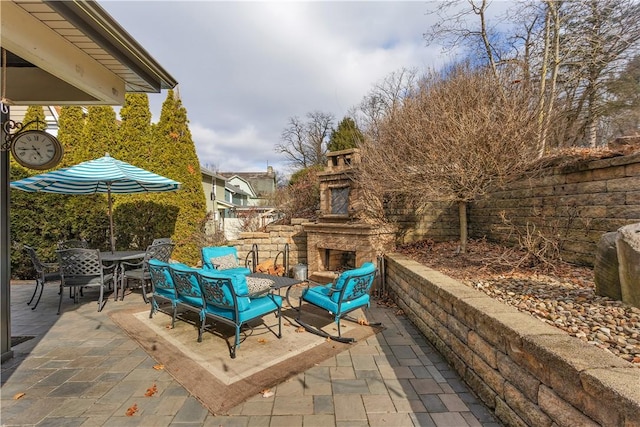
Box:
151;90;207;264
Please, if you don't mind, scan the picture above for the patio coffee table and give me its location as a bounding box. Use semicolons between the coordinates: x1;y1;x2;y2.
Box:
247;273;304;309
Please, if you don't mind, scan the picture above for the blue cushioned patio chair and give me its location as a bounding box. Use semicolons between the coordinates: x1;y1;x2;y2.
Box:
201;246;251;276
296;262;380;343
148;259;179;327
196;269;282;358
169;263;206;332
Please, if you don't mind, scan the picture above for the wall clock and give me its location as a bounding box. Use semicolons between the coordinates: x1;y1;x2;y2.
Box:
10;130;64;170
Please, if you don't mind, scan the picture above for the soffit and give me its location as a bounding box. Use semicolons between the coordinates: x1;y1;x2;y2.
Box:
1;0;177;105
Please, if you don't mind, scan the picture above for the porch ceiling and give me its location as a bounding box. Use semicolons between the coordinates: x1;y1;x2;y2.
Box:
1;0;177;105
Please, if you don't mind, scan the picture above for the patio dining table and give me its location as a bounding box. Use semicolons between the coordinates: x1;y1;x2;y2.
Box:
101;250;146;300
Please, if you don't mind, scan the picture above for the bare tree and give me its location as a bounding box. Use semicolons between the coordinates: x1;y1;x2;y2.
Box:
355;67;418;142
275;111;334;169
426;0;640;152
558;0;640;147
424;0;512;78
356;63;539;253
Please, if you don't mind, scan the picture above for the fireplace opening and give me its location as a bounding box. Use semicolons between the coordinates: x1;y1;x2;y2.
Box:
320;248;356;273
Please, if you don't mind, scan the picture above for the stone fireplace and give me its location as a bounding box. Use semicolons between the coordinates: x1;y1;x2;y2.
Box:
303;149;395;282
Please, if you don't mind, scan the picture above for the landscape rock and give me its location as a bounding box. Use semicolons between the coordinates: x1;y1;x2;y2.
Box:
594;232;621;300
617;223;640;309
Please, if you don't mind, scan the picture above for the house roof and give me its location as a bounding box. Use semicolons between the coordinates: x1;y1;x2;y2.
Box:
219;168;276;197
225;183;252;197
1;0;177;105
200;167;227;182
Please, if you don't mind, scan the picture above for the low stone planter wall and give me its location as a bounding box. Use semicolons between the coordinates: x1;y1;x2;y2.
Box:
384;253;640;426
230;221;307;274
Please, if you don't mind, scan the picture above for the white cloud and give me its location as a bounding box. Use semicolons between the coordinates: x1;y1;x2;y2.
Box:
101;1;450;172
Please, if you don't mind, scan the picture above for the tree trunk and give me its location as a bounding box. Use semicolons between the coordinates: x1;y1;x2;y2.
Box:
459;201;468;254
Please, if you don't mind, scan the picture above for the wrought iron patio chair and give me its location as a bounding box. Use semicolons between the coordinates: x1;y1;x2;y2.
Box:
56;248;115;315
121;242;175;303
148;259;179;327
296;262;380;343
173;266;282;358
24;245;60;310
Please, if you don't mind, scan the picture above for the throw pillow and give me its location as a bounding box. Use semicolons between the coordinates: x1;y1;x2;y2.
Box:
246;277;274;296
209;254;238;270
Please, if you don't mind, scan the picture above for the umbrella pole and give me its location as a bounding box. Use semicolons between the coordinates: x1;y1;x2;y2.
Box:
108;186;115;253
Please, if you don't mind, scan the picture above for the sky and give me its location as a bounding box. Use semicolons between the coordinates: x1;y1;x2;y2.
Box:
100;1;456;176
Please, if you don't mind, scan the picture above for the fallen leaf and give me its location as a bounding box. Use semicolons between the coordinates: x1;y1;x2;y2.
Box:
262;390;275;398
165;324;171;329
145;383;158;397
258;338;267;344
296;326;305;333
13;392;25;400
125;403;138;416
153;364;164;370
358;318;370;326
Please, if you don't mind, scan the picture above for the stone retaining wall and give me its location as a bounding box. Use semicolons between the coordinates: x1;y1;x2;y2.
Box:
384;252;640;427
385;153;639;266
470;153;640;266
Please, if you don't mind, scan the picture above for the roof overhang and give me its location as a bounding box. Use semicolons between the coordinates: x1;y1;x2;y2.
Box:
0;0;177;105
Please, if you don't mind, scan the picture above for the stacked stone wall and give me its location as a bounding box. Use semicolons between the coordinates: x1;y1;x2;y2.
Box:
229;220;307;275
384;253;640;427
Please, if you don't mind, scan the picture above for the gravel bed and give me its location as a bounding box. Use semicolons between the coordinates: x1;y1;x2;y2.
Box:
459;274;640;364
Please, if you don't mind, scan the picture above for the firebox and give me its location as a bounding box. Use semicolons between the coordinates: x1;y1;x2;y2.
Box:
320;248;356;273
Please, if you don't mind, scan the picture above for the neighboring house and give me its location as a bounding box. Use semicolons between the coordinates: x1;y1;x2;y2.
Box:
201;167;254;239
219;166;277;206
200;167;230;233
216;166;280;239
225;176;256;206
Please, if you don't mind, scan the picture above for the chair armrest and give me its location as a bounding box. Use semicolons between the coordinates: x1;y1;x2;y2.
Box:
41;262;59;271
102;263;116;273
306;279;340;296
121;260;144;269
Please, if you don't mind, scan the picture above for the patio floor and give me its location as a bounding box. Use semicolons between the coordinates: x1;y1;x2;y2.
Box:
1;281;502;426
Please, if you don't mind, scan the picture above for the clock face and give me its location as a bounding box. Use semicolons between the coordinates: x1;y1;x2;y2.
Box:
11;130;63;170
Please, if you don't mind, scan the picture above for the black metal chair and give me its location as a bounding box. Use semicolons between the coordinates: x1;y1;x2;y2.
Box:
56;248;114;315
121;242;175;303
24;245;60;310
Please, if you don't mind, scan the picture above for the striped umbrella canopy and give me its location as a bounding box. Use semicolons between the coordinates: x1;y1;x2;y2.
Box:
11;154;181;252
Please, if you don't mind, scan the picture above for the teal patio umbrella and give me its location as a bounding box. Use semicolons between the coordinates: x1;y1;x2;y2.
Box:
11;154;181;252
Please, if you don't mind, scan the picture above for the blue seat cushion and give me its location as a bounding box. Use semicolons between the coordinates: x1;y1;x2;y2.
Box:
303;285;370;314
204;294;282;323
